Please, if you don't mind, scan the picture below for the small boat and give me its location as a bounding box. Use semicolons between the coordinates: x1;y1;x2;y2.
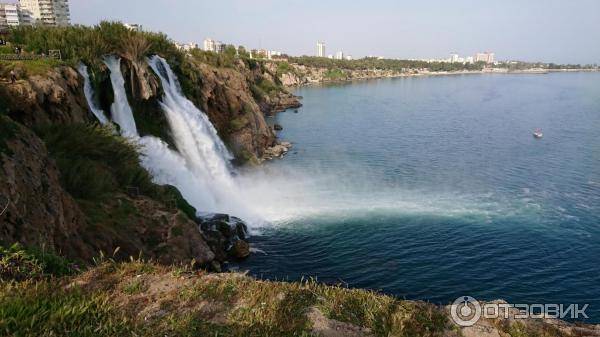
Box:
533;129;543;139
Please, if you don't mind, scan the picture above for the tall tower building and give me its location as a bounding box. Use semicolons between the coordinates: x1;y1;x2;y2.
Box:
18;0;70;26
317;42;326;57
0;3;33;31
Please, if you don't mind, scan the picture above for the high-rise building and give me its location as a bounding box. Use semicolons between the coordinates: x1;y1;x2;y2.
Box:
475;52;495;64
317;42;326;57
450;53;459;63
0;3;33;31
335;51;344;60
18;0;70;26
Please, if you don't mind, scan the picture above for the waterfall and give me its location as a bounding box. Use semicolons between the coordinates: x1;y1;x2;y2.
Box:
85;54;253;221
103;56;139;138
147;56;235;189
145;55;249;217
78;63;109;125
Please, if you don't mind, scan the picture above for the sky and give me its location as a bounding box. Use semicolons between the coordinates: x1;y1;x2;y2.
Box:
23;0;600;63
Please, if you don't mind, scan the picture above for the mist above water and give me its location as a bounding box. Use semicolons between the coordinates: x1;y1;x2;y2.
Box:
81;58;557;229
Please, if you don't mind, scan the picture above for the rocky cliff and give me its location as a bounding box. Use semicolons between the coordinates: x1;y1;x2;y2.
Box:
0;53;299;268
173;58;301;163
0;113;217;266
0;66;93;127
272;62;408;86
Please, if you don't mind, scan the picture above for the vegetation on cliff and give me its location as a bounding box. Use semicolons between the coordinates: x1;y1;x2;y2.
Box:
287;56;487;73
4;22;299;164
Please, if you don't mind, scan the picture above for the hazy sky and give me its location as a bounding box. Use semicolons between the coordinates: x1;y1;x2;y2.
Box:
31;0;600;63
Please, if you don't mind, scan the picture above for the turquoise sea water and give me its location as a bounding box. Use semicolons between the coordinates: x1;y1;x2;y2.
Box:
237;72;600;322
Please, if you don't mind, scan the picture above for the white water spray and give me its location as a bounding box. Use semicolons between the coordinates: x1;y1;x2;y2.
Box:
147;56;235;190
81;56;532;230
103;56;139;137
77;63;109;125
95;55;254;221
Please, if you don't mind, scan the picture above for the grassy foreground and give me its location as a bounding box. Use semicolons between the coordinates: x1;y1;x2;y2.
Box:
1;245;598;337
0;258;449;337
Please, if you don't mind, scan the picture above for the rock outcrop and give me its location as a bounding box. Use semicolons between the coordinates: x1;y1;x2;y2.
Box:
0;66;94;127
0;115;92;259
0;56;273;269
198;214;250;270
272;62;409;86
0;114;216;266
188;61;276;162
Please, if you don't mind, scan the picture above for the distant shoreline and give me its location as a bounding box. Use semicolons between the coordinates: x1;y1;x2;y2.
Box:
286;67;599;87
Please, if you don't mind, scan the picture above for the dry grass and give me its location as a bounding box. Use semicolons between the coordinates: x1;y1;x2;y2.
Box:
0;261;450;337
2;260;592;337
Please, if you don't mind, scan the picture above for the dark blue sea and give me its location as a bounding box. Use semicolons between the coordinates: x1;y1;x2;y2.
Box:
236;72;600;322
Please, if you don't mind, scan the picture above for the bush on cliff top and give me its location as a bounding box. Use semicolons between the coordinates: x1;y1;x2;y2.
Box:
8;21;183;66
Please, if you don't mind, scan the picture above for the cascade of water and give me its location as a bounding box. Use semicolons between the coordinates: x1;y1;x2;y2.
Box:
80;54;255;221
77;63;110;125
147;56;234;185
103;56;139;138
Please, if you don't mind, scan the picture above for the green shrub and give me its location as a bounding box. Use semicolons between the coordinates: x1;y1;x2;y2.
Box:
0;243;80;281
38;124;155;200
8;21;185;68
324;68;347;81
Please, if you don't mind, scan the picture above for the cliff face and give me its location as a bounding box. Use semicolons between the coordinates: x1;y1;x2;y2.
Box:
0;66;94;127
173;59;301;163
187;61;276;161
273;62;407;86
0;55;295;267
0;115;91;259
0;114;215;265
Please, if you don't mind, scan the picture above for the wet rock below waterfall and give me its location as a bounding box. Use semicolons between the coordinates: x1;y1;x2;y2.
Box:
231;240;250;259
198;214;250;269
261;142;291;162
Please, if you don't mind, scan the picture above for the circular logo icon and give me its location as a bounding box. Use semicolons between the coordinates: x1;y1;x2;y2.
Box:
451;296;482;327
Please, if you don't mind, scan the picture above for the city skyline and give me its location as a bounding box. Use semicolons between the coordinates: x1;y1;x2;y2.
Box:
3;0;599;64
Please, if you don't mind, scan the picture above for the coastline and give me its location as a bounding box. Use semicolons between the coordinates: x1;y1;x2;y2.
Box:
281;67;599;87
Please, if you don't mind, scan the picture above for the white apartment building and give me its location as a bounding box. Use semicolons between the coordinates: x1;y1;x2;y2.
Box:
18;0;70;26
0;3;33;31
335;51;344;60
203;38;216;52
450;53;459;63
475;52;495;64
203;38;226;53
317;42;326;57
